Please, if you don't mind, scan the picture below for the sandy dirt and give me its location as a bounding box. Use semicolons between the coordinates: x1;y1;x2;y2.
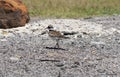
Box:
0;15;120;77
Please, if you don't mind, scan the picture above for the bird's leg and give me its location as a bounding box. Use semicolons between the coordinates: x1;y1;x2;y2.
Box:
56;42;59;48
55;39;60;48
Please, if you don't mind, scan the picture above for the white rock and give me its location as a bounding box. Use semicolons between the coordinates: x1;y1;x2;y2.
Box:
0;19;117;38
10;57;19;61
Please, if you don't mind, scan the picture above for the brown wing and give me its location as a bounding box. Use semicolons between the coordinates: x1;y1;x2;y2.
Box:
49;30;65;38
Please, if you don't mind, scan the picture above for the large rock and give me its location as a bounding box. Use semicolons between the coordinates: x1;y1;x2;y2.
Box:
0;0;30;29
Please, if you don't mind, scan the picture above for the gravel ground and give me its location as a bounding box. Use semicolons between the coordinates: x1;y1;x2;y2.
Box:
0;15;120;77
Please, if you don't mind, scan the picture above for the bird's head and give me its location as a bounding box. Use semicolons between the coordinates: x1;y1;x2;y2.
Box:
47;25;54;30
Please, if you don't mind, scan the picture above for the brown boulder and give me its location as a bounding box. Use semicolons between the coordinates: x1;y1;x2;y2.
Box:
0;0;30;29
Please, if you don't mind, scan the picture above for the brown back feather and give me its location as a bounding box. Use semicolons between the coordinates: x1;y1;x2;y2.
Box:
49;30;65;38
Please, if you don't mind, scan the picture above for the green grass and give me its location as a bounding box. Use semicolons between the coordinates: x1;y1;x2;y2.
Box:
22;0;120;18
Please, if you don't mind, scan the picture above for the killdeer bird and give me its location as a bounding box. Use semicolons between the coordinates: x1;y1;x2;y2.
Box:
46;25;69;48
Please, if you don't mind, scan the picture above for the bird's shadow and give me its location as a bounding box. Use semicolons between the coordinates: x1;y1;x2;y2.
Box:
45;47;67;51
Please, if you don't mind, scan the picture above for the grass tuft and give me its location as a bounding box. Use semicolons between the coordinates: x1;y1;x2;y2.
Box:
23;0;120;18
